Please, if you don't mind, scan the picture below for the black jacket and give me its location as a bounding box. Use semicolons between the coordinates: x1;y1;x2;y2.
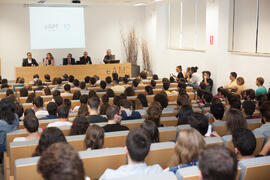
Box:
63;58;76;65
79;56;92;64
22;58;39;67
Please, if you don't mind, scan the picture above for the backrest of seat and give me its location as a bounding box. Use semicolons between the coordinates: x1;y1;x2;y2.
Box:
247;119;262;131
117;172;177;180
238;156;270;180
176;125;191;139
145;142;175;167
159;127;177;142
204;137;223;146
15;156;42;180
176;166;199;180
212;121;228;137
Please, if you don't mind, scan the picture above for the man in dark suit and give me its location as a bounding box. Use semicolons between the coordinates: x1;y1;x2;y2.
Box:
22;52;39;67
78;51;92;64
63;53;75;65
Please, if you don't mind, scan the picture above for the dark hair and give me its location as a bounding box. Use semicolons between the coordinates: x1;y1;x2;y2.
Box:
88;90;97;98
152;74;159;80
106;105;120;120
242;100;256;117
260;101;270;122
106;88;115;97
47;102;57;116
187;113;209;136
232;128;256;156
113;96;121;107
230;72;237;78
177;93;190;107
33;96;44;108
54;96;63;107
119;99;132;109
64;84;71;92
140;120;159;143
146;105;162;127
210;103;224;120
124;87;135;96
37;142;85;180
56;78;62;85
202;91;213;104
199;145;238;180
44;74;50;81
84;125;104;150
178;105;193;125
88;96;100;110
0;99;16;124
57;105;69;118
33;74;39;79
245;89;256;100
35;79;43;86
84;76;90;83
78;94;88;104
44;87;51;96
105;76;112;84
228;94;241;110
126;128;150;162
90;77;96;85
24;114;39;133
63;99;71;109
73;79;80;87
78;104;89;116
52;90;61;98
140;71;147;79
191;66;198;73
24;108;35;117
154;93;168;109
112;73;118;81
100;80;107;89
68;75;74;83
225;109;247;133
100;103;110;115
6;89;13;97
101;94;109;104
123;77;129;84
33;127;67;156
72;91;81;100
119;93;127;100
132;79;139;88
137;94;148;107
145;86;153;95
20;87;28;97
70;116;89;135
1;82;9;89
163;82;170;90
150;80;156;88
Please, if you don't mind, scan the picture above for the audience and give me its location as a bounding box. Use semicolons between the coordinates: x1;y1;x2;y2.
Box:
33;127;67;156
210;103;225;122
13;114;40;142
37;142;89;180
145;85;154;95
84;124;104;150
80;81;88;95
100;128;163;179
40;102;58;120
100;94;110;115
120;99;141;120
146;103;162;127
224;72;237;91
103;105;129;132
198;145;238;180
137;94;148;107
70;116;89;135
88;96;107;123
47;105;72;127
111;79;125;93
254;101;270;132
236;77;246;95
187;113;209;136
201;71;213;92
232;128;256;160
154;93;168;110
242;100;256;119
168;128;205;174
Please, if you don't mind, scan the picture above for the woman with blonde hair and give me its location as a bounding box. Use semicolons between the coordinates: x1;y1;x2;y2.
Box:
168;128;205;174
235;77;246;95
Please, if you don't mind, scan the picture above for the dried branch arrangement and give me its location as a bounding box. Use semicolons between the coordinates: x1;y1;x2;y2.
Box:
121;26;138;64
141;39;152;74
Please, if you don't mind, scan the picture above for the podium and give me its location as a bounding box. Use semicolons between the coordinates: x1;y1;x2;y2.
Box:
15;63;139;82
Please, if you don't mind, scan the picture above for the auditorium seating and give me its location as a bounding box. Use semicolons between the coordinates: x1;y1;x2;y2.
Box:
117;172;177;180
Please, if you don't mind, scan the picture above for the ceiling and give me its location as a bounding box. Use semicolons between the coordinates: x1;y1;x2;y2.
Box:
0;0;164;6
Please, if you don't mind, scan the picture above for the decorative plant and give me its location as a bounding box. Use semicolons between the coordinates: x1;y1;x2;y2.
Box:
121;26;138;65
141;39;152;75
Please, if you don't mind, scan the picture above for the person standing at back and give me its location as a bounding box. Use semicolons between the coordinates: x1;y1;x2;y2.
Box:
256;77;267;95
22;52;39;67
99;128;163;180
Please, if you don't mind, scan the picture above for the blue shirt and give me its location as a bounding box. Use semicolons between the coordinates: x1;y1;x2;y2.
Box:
169;160;198;174
121;110;142;120
256;86;267;95
40;115;58;120
0;115;19;153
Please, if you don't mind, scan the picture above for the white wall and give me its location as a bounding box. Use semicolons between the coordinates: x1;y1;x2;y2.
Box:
0;4;145;80
145;0;270;93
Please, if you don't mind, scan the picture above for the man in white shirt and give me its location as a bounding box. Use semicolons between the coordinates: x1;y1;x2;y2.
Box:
111;79;125;93
61;84;72;96
34;96;49;119
99;128;163;180
47;105;72;127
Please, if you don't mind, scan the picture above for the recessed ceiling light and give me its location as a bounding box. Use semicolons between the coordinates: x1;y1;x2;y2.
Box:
134;2;145;6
